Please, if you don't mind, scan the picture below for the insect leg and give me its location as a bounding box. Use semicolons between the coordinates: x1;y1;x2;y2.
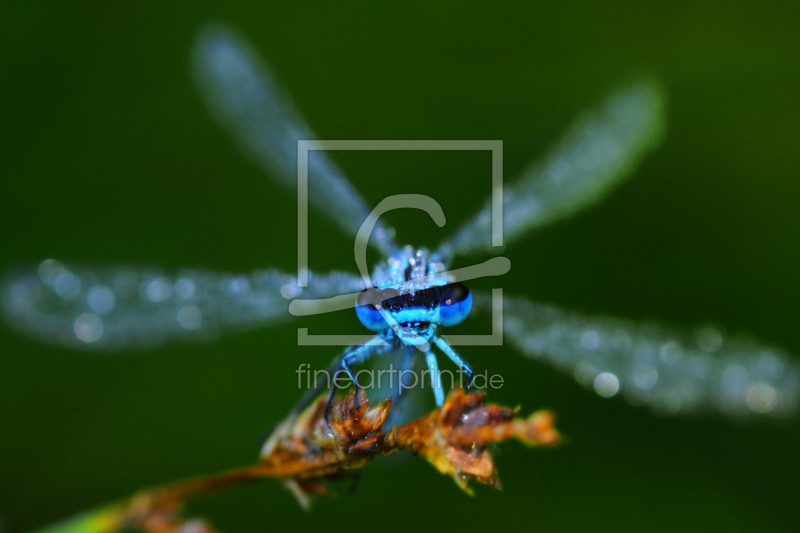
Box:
340;356;360;401
324;335;387;423
424;349;445;406
432;335;474;391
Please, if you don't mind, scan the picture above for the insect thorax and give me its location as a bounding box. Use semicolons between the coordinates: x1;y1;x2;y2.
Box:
369;246;449;291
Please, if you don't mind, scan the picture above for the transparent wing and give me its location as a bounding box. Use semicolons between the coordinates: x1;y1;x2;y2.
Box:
437;81;666;259
191;24;395;255
472;291;800;420
1;259;366;351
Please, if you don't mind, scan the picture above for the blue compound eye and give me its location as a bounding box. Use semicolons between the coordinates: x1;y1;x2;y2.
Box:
355;288;398;331
437;283;472;327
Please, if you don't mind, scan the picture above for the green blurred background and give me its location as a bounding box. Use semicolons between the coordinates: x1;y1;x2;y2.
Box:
2;1;799;531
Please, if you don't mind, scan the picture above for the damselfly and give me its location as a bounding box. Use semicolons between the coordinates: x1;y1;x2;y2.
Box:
2;24;798;422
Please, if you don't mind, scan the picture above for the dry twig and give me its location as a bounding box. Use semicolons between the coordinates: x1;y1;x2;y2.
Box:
34;389;559;533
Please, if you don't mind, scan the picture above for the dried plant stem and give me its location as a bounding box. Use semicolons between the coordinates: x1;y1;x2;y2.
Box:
33;389;560;533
